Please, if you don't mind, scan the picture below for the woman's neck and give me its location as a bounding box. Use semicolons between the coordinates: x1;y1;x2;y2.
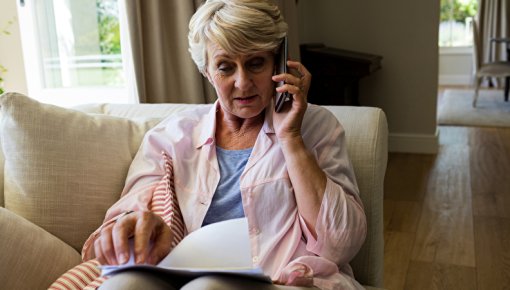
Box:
215;109;264;150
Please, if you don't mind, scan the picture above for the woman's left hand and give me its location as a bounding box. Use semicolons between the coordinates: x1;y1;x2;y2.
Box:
272;60;325;236
271;60;311;141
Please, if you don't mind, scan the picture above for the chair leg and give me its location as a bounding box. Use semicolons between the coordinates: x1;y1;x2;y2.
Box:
505;77;510;102
473;77;482;107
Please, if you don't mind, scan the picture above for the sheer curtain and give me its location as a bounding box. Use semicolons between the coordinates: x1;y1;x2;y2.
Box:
120;0;299;104
477;0;510;64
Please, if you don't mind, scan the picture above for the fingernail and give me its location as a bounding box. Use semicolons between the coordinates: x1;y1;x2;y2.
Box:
118;253;128;264
135;254;145;264
147;255;155;265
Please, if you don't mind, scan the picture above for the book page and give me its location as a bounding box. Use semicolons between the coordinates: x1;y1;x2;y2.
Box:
158;217;252;268
100;218;271;283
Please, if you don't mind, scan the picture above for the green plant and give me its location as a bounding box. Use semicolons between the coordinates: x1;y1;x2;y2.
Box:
0;18;15;94
97;0;121;55
0;64;6;95
440;0;477;23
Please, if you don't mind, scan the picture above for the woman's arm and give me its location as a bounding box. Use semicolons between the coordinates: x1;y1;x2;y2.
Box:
284;107;366;265
273;61;366;264
278;136;326;238
83;124;173;264
272;60;325;237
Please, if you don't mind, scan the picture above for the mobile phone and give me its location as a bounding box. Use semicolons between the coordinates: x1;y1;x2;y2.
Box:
274;37;291;112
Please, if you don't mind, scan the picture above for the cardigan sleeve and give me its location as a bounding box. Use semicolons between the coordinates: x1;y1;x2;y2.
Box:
297;106;367;266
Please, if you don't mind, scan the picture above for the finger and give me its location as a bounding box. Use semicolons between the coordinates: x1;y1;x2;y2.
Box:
273;279;283;285
147;222;173;265
94;238;106;265
287;61;311;91
287;60;311;78
133;212;155;264
276;83;303;97
272;73;301;85
99;225;118;265
112;216;136;264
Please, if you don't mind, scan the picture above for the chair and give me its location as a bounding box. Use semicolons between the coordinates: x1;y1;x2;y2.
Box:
472;19;510;107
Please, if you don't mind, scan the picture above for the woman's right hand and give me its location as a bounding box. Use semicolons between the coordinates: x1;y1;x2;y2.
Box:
94;211;173;266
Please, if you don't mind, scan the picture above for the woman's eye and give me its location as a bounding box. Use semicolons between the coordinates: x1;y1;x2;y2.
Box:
218;64;233;74
248;58;265;70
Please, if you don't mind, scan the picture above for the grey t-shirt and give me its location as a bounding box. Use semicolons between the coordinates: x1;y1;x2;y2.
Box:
201;146;252;226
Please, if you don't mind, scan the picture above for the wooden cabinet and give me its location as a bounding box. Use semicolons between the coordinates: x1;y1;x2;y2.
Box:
300;43;382;106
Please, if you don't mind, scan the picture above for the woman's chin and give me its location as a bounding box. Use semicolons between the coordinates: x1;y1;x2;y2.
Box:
232;105;266;120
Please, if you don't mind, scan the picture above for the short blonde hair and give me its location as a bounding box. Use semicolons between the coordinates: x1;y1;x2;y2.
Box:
188;0;288;74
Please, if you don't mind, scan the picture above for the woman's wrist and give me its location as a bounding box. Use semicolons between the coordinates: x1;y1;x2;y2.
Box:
277;133;304;149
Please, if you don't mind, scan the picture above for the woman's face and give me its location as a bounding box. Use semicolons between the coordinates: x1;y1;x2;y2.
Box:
205;44;275;120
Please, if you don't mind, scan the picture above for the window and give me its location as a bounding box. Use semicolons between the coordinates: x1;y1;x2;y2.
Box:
439;0;478;47
17;0;134;107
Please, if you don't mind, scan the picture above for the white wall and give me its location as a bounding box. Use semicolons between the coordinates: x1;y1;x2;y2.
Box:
298;0;440;153
438;48;473;85
0;0;27;95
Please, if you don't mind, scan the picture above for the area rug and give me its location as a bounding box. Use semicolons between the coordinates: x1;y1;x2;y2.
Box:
437;89;510;127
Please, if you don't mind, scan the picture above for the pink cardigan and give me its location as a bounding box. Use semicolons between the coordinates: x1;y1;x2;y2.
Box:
83;102;366;289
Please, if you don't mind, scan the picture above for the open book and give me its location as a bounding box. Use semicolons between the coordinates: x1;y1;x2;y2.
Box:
100;218;272;283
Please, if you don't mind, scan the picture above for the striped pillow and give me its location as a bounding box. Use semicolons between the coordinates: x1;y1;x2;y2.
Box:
49;152;184;290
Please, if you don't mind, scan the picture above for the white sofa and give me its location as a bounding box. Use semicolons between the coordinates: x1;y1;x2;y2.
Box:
0;92;388;290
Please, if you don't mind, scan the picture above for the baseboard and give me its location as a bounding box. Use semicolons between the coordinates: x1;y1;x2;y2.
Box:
439;75;472;86
389;130;439;154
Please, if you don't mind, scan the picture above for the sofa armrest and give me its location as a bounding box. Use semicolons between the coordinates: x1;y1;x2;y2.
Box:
0;208;82;290
324;106;388;288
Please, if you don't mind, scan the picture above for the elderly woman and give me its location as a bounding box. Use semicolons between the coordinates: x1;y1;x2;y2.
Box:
88;0;366;289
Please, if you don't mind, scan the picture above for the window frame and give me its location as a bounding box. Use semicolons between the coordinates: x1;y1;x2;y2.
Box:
439;46;472;55
16;0;134;107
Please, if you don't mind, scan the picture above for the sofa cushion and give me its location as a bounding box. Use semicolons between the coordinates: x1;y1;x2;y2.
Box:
0;208;83;290
0;93;161;251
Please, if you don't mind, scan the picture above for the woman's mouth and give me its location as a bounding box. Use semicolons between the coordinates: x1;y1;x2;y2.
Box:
234;95;256;104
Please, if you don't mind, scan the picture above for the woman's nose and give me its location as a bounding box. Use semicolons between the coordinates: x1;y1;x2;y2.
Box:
234;68;253;90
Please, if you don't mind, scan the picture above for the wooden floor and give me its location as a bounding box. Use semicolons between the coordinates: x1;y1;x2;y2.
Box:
383;89;510;289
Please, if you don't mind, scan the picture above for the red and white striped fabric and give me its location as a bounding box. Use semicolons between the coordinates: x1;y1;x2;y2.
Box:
151;152;186;249
49;152;185;290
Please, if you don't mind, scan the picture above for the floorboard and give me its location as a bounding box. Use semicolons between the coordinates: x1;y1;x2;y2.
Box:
404;261;477;290
383;121;510;289
473;216;510;290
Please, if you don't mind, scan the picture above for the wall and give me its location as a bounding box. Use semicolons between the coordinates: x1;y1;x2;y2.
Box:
1;0;440;153
298;0;440;153
0;0;28;95
439;48;473;85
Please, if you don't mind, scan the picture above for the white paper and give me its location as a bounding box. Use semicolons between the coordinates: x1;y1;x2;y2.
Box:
100;218;271;283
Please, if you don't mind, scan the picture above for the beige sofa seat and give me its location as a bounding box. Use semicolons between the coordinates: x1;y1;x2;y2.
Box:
0;93;387;289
